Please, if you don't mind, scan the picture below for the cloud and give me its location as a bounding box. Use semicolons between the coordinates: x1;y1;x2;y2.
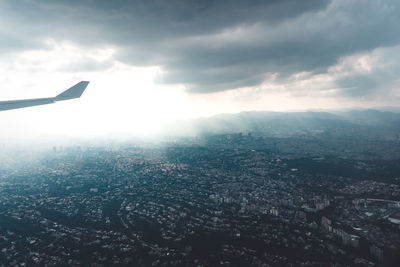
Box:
333;45;400;99
1;0;400;100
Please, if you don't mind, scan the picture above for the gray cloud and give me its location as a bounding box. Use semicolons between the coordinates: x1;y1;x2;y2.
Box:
334;45;400;99
1;0;400;97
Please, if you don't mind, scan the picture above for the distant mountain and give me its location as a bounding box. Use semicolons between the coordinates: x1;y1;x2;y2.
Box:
331;109;400;127
166;109;400;139
371;106;400;113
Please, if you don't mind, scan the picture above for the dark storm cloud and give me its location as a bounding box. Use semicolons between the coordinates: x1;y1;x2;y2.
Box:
1;0;400;96
1;0;329;44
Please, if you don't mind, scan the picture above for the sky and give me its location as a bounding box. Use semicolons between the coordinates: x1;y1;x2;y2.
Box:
1;0;400;139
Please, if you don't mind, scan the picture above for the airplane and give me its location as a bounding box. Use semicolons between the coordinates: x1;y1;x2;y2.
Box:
0;81;89;112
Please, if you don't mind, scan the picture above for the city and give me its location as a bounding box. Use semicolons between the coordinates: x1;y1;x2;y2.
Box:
0;133;399;266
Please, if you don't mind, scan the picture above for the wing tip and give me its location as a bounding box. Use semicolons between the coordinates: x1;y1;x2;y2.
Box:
56;81;90;100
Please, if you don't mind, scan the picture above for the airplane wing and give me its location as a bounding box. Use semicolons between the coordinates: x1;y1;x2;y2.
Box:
0;81;89;112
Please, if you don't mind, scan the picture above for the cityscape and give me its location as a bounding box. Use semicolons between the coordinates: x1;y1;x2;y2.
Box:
1;129;399;266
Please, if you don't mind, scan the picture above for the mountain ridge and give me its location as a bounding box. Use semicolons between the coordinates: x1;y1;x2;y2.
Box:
166;109;400;138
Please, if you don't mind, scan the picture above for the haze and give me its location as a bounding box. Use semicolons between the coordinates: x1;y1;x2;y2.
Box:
1;0;400;140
